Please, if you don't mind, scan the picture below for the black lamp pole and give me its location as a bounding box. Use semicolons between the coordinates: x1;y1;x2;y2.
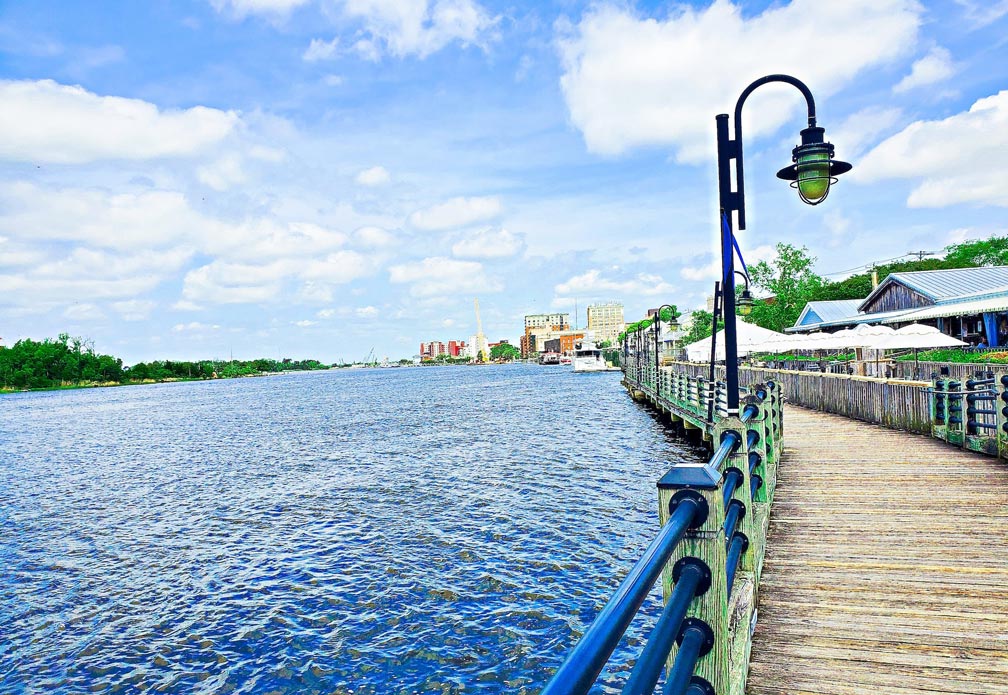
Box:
716;74;850;413
654;304;677;401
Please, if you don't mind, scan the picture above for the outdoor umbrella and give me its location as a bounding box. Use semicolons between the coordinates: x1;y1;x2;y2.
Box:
875;324;968;378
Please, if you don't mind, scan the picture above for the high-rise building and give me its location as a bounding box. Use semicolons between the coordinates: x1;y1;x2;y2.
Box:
586;302;624;345
521;313;570;357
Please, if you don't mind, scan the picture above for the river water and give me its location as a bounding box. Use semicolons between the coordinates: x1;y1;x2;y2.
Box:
1;364;704;694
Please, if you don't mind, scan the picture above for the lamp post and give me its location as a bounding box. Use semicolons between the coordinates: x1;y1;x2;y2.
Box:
716;74;851;413
734;271;754;318
653;304;679;401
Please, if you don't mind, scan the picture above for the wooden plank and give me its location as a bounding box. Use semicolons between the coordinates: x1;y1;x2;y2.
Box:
747;406;1008;695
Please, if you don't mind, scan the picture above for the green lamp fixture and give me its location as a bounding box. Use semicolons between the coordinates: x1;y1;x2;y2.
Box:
776;126;852;205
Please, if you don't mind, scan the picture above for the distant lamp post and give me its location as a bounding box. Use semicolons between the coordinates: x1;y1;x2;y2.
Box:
735;272;755;317
717;74;851;413
653;304;678;400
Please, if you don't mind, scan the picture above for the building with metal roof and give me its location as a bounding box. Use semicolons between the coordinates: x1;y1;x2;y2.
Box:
789;266;1008;347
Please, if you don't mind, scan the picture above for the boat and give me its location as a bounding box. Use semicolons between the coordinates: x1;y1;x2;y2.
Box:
559;355;572;366
572;340;613;372
539;351;561;365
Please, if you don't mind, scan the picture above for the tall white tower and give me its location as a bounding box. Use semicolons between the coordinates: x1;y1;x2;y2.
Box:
473;298;490;362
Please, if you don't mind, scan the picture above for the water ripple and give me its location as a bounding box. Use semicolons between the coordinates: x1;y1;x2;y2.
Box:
1;365;704;694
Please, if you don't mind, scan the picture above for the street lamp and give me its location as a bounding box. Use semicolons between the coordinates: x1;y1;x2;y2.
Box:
654;304;679;400
716;74;851;413
735;271;754;317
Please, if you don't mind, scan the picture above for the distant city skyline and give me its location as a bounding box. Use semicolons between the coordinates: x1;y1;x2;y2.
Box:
1;1;1006;363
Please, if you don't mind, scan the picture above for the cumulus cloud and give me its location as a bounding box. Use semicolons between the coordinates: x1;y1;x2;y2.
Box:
354;225;396;247
389;256;501;296
63;303;106;321
557;0;921;160
173;322;220;332
408;195;501;230
855;90;1008;208
555;269;677;297
112;299;157;321
829;106;904;160
181;250;379;305
304;37;339;61
356;305;379;317
343;0;495;60
893;47;956;93
197;154;246;191
209;0;309;17
0;79;237;163
355;165;391;186
451;228;524;259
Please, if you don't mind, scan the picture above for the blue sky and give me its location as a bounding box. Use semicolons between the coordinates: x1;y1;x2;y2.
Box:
1;0;1006;363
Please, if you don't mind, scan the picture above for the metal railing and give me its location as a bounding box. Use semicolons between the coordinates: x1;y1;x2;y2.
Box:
540;348;783;694
930;370;1008;458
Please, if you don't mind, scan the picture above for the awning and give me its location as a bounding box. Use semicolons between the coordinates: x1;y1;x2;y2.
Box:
882;296;1008;324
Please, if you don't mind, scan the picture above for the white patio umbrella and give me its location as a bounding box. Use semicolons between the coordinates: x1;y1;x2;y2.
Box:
873;323;969;379
848;322;897;348
876;323;969;350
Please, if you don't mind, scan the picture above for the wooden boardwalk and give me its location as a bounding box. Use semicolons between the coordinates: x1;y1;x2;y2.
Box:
747;406;1008;695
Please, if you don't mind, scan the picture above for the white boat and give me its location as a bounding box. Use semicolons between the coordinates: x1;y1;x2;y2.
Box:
572;341;610;372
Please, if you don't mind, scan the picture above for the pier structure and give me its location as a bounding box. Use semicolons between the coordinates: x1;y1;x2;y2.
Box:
541;344;1008;695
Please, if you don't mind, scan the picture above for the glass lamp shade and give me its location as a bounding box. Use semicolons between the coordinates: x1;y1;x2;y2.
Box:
796;149;831;203
776;126;852;206
737;290;755;316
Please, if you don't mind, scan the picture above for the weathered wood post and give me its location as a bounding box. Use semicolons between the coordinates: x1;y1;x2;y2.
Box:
657;462;729;695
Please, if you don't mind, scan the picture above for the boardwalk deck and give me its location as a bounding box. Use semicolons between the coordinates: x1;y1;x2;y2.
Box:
748;406;1008;695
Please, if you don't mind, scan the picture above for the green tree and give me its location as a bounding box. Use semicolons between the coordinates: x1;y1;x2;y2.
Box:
747;243;825;332
490;343;521;361
682;309;723;345
942;235;1008;267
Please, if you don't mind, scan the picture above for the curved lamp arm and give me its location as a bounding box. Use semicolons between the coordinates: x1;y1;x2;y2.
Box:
728;74;817;231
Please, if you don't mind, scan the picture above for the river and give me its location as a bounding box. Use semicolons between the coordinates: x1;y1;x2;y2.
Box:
1;364;704;694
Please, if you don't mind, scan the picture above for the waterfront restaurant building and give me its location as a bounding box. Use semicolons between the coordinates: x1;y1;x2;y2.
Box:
789;266;1008;347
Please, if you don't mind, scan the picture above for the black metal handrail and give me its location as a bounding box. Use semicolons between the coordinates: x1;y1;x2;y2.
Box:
540;497;705;695
621;560;709;695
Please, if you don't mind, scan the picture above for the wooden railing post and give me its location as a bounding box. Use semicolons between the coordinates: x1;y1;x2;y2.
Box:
658;466;730;695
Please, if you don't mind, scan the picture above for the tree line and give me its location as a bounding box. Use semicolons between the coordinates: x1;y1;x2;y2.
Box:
0;333;329;391
678;234;1008;341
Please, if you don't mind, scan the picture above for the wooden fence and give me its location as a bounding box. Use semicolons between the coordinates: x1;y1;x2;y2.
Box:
667;361;932;434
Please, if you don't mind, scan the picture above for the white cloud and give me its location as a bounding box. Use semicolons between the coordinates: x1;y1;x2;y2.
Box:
197;154;246;191
554;269;677;297
172;321;220;332
389;256;500;296
451;227;524;259
355;165;391;186
343;0;495;60
557;0;921;160
323;74;345;86
304;37;340;61
317;308;336;318
354;225;396;247
953;0;1008;27
294;319;318;327
855;90;1008;208
893;47;956;93
63;303;106;321
209;0;309;17
356;306;379;317
830;106;904;160
408;195;501;230
112;299;157;321
0;79;237;163
0;246;190;307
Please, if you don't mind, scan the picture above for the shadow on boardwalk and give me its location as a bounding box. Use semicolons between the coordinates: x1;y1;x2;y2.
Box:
748;405;1008;695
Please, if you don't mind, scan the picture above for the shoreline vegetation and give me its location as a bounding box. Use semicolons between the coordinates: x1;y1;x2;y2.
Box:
0;334;331;394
